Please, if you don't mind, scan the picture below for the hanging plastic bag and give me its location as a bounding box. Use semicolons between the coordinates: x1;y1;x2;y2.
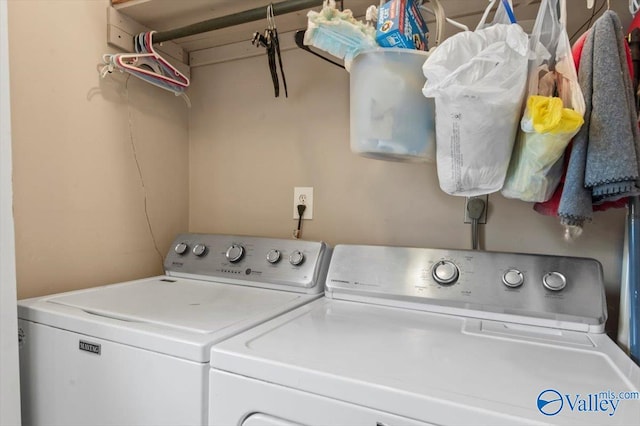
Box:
501;0;585;202
422;0;528;196
503;96;583;201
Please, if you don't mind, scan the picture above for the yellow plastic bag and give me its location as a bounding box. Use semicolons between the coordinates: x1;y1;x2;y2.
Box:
502;96;583;201
528;96;583;135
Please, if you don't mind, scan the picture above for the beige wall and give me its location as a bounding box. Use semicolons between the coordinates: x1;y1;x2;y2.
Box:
9;0;189;299
189;47;626;331
5;0;629;330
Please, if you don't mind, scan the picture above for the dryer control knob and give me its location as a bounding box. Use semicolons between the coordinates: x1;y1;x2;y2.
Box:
192;244;207;257
543;272;566;291
266;249;281;264
174;242;188;255
289;250;305;266
502;269;524;288
225;244;244;263
432;260;459;285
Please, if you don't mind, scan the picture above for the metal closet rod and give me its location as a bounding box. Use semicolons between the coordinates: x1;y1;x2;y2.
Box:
153;0;324;43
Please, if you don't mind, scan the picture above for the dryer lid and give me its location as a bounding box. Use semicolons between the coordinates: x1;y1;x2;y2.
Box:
210;298;640;425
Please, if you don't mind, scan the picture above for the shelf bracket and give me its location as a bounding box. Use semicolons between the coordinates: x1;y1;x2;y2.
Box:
106;7;190;79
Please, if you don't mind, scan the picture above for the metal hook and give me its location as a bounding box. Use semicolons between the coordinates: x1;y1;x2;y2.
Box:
267;3;276;30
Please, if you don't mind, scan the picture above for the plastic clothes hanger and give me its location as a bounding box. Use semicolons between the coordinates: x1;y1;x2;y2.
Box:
101;33;189;91
114;54;188;89
252;27;281;96
117;57;185;90
143;31;189;87
252;4;288;97
478;0;497;28
421;0;469;31
294;30;345;68
120;31;189;88
99;31;191;106
419;0;468;46
101;53;191;103
269;4;288;97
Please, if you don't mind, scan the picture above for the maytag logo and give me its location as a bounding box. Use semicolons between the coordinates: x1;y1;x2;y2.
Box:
79;340;101;355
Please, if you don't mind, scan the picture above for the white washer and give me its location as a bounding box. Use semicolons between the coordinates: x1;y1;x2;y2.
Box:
210;244;640;426
18;233;331;426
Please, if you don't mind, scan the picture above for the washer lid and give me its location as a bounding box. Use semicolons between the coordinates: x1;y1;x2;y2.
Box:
48;278;305;334
19;276;319;362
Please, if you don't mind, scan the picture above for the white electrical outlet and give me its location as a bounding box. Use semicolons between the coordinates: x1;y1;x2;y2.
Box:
293;187;313;220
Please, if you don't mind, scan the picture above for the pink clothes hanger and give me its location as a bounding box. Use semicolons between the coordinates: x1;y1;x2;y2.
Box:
99;31;191;106
115;31;189;89
114;54;188;89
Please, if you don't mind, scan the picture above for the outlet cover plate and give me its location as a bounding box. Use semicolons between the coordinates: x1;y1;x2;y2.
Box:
293;187;313;220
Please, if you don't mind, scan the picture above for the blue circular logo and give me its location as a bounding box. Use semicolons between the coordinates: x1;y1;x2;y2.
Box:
537;389;563;416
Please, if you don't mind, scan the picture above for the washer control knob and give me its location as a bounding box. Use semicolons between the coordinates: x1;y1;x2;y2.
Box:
225;244;244;263
192;244;207;257
502;269;524;288
432;261;459;285
266;249;281;264
289;250;305;266
174;242;188;255
543;272;567;291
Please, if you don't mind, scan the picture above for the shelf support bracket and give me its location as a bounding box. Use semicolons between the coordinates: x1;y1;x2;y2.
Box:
106;7;190;79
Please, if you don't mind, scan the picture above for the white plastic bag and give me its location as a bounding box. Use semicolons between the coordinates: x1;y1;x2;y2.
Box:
422;22;529;196
501;0;585;202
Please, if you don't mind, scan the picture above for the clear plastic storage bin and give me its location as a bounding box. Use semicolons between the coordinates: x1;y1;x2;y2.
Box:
350;49;435;163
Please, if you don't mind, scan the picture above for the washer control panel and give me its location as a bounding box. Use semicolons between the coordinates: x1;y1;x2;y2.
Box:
164;233;331;294
325;245;606;332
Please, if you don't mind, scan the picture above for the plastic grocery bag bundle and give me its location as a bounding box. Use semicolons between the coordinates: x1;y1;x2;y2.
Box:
502;0;585;202
422;1;529;196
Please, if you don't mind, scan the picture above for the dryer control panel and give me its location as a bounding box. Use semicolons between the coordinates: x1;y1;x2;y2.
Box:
164;233;331;294
325;244;607;332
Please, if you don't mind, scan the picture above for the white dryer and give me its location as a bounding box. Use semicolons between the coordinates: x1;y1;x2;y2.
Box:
209;244;640;426
18;233;331;426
